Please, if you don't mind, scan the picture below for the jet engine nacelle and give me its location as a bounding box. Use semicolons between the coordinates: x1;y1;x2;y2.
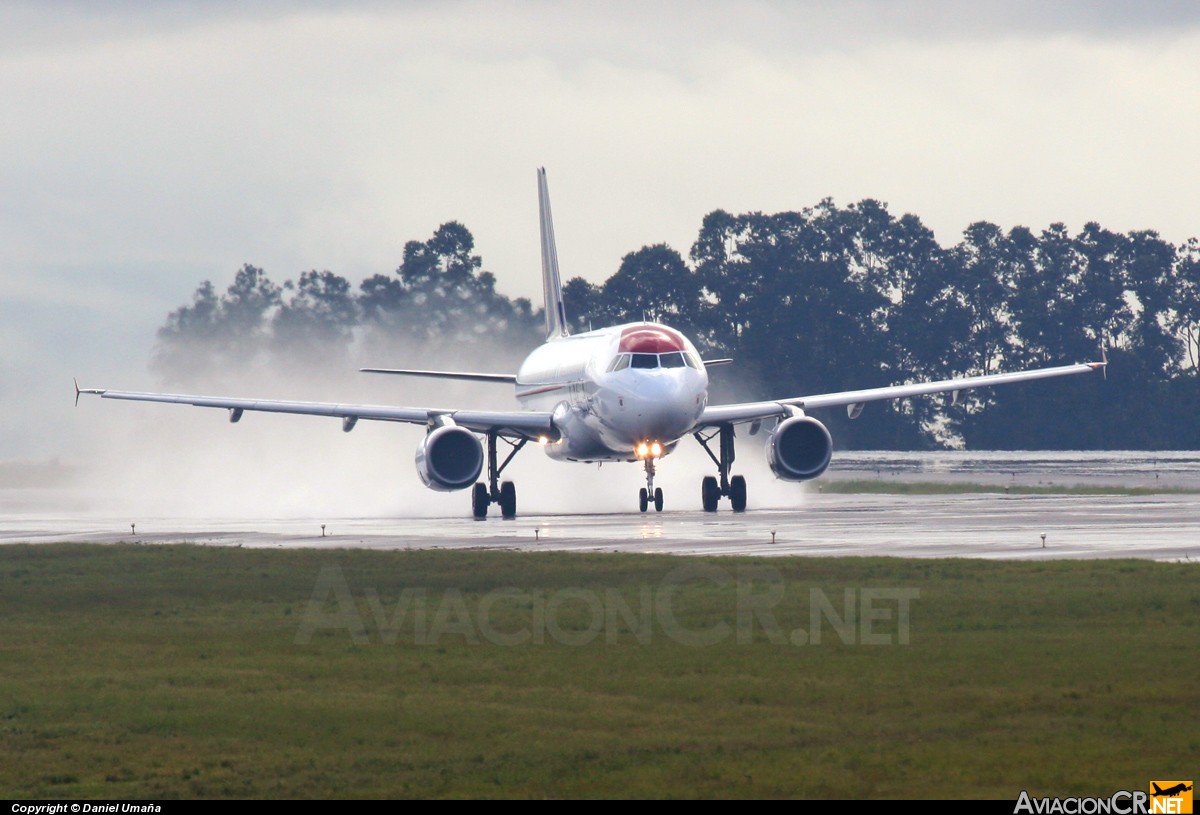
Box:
414;425;484;491
766;415;833;481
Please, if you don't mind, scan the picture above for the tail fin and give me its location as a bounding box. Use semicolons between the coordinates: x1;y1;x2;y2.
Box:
538;167;569;340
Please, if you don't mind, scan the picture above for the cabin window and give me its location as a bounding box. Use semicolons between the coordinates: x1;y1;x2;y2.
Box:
684;352;702;369
659;352;686;368
630;353;658;369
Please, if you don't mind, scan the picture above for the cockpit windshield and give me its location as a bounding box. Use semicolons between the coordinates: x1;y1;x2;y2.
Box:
606;354;631;372
606;351;702;371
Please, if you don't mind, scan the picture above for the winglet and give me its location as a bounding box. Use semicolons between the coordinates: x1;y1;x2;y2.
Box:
73;378;105;406
1089;346;1108;380
537;167;569;340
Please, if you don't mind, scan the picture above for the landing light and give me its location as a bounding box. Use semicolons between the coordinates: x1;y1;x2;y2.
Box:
635;441;663;460
537;435;550;446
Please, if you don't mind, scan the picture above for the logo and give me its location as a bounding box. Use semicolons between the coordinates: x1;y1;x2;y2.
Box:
1013;784;1193;814
1150;782;1193;815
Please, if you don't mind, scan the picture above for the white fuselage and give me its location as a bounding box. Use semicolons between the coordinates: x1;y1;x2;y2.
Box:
515;322;708;462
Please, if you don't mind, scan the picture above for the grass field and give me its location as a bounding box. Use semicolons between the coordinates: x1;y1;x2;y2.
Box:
1;543;1196;799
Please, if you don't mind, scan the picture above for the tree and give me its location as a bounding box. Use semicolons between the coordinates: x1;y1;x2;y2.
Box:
358;221;539;366
150;201;1198;450
601;244;702;332
1167;238;1200;375
218;264;282;343
271;270;358;365
153;264;280;383
562;277;609;334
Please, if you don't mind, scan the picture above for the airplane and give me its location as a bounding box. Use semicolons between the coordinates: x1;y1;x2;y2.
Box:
1151;783;1192;797
76;168;1107;519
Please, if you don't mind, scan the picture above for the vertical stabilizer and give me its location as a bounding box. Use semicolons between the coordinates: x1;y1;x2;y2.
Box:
538;167;570;340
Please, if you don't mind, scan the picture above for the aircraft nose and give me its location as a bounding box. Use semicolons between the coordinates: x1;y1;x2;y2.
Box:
624;372;701;440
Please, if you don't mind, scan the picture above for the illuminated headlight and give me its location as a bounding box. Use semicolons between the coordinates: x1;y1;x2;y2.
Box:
636;441;662;459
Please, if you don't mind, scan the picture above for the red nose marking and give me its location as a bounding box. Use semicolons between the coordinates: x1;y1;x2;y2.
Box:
619;325;685;353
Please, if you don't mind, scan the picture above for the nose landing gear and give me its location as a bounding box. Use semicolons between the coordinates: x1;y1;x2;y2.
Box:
639;457;665;512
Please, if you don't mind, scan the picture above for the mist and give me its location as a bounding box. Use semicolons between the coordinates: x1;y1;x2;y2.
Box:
69;331;634;519
63;321;820;521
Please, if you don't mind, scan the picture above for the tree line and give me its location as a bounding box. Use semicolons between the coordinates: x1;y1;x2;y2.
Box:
154;201;1200;450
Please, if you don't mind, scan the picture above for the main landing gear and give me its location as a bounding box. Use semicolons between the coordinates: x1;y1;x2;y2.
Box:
639;456;665;513
693;424;747;512
472;430;526;520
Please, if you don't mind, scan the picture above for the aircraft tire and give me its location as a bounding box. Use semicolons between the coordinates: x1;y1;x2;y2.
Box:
639;487;649;513
500;480;517;519
730;475;747;512
472;482;489;519
701;476;719;512
654;487;664;512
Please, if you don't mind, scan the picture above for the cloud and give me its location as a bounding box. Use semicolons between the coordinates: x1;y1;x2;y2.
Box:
3;0;1200;466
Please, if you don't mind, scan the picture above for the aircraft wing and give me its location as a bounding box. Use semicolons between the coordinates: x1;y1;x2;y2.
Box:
75;386;558;440
696;360;1106;427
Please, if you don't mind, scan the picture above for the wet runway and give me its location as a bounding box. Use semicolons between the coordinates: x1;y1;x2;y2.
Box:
2;492;1197;562
3;452;1198;561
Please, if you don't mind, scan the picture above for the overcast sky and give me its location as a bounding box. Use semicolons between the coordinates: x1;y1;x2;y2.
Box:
4;0;1200;466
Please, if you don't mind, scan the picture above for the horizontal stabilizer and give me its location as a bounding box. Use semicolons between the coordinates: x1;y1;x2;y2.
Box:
360;368;517;384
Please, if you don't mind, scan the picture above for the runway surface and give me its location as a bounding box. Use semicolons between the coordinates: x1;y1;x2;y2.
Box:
2;452;1198;561
1;493;1197;562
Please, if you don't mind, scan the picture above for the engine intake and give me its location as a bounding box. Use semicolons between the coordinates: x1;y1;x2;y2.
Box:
415;425;484;491
767;415;833;481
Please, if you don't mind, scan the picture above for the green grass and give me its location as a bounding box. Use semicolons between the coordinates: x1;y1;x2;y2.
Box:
815;479;1198;495
0;544;1196;798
